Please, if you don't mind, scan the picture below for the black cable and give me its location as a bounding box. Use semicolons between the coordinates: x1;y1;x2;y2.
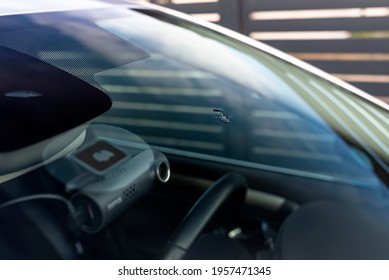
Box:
0;194;76;217
0;194;90;258
0;194;91;230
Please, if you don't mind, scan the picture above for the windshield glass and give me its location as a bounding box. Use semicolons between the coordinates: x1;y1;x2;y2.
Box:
91;9;388;186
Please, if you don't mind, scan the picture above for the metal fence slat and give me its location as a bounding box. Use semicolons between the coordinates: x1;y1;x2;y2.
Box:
243;0;389;12
266;39;389;53
307;61;389;75
246;17;389;33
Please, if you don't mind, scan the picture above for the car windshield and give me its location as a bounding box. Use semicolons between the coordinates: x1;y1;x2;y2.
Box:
0;6;387;187
89;9;388;187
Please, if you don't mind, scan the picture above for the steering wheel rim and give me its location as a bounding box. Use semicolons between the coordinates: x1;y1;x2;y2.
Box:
162;173;248;260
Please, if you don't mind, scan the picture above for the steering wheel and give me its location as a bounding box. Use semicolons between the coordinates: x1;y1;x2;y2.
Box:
162;173;248;259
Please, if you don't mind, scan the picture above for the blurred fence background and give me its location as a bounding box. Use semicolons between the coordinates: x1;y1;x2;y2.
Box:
147;0;389;103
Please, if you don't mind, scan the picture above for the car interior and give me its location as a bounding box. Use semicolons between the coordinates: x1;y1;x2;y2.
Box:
1;121;389;260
